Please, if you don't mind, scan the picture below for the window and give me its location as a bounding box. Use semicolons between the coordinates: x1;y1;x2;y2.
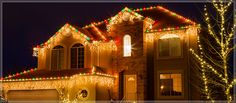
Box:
159;34;181;57
71;43;84;68
160;73;182;96
51;45;64;70
123;35;131;57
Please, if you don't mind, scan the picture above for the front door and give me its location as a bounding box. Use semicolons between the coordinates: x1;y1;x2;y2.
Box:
124;75;137;101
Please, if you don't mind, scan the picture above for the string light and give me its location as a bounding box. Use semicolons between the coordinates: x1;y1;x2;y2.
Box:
190;0;234;102
89;40;117;51
1;68;38;80
91;24;107;41
1;66;115;82
146;25;199;33
2;75;115;102
133;5;196;25
82;7;145;30
34;23;92;49
32;23;93;57
107;7;144;32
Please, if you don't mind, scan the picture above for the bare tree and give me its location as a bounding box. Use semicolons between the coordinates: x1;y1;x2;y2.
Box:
190;0;235;102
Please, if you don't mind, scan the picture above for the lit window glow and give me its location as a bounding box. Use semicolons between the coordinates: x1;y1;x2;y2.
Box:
160;73;182;96
123;35;131;57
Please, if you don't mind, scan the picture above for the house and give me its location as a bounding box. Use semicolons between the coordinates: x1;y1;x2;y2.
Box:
1;5;201;102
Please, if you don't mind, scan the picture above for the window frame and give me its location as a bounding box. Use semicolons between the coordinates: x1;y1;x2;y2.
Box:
123;34;132;57
70;43;85;69
156;34;183;59
157;70;184;99
51;45;65;71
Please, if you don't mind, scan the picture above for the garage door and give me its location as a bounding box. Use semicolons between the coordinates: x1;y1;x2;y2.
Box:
7;89;59;103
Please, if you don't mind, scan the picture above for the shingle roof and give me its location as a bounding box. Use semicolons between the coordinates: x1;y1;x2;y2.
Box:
6;67;105;79
82;23;110;41
80;5;196;38
134;6;196;29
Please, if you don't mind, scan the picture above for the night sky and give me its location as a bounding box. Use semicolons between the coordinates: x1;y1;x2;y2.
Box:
2;2;229;77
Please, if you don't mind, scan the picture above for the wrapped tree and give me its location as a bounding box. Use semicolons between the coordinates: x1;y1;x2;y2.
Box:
190;0;235;102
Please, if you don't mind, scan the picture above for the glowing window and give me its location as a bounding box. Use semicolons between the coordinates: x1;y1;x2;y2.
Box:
71;43;84;69
123;35;131;57
160;73;182;96
159;34;181;57
51;45;64;71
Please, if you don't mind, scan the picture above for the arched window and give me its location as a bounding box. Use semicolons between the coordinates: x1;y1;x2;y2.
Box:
71;43;84;69
123;35;131;57
51;45;64;70
159;34;181;57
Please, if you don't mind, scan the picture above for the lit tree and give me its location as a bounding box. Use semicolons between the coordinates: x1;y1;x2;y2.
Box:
189;0;235;102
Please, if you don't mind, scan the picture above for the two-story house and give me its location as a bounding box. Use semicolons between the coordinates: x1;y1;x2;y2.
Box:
1;5;200;102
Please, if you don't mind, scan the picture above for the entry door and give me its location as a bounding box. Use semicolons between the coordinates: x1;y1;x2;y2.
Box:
124;75;137;101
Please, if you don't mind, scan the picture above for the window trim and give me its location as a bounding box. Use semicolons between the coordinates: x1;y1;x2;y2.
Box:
157;70;184;99
51;45;65;71
70;43;85;69
123;35;132;57
156;34;183;60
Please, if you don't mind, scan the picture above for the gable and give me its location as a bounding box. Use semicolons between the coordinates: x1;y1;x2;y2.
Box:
106;7;144;32
33;23;92;48
32;23;93;57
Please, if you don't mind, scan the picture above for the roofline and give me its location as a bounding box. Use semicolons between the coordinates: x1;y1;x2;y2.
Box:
145;24;200;33
34;23;92;49
133;5;196;25
82;5;197;29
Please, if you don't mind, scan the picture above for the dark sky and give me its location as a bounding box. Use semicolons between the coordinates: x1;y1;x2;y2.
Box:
2;2;214;77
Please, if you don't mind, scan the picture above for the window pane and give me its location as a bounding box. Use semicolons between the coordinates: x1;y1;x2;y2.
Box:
78;48;84;68
58;49;64;70
71;43;84;69
71;48;77;68
169;38;181;56
124;35;131;57
159;39;169;57
160;73;182;96
51;50;58;70
159;34;181;58
51;45;64;71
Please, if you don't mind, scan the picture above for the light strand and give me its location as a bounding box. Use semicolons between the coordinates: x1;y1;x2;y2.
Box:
1;68;38;80
1;72;115;82
133;5;196;25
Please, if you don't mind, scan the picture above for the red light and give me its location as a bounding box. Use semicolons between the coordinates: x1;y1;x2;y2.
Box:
115;37;121;45
104;20;108;24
